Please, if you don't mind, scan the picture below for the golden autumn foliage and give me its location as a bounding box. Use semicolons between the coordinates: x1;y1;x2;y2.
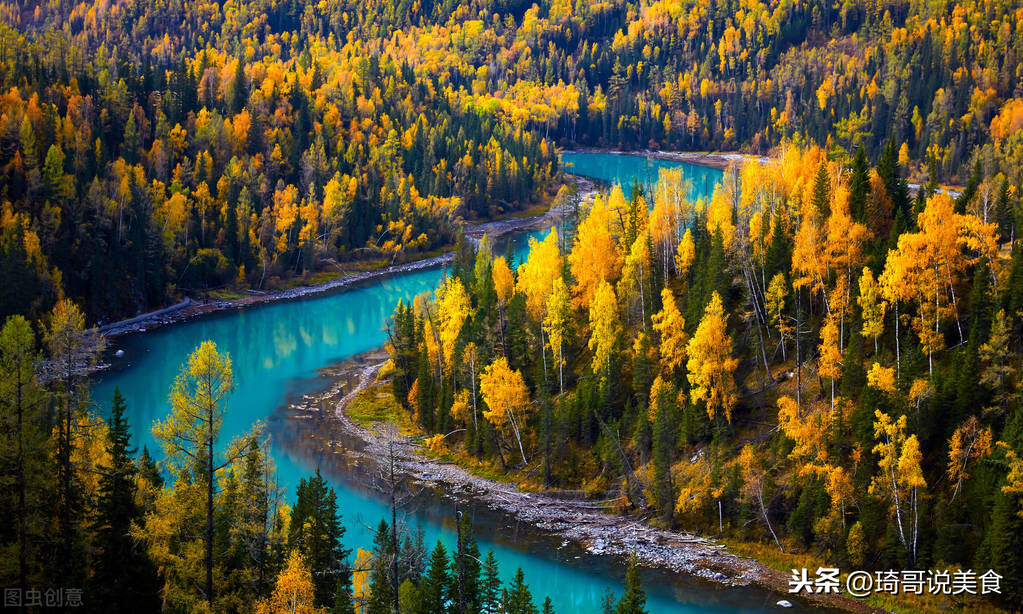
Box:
675;228;696;277
492;256;515;308
651;288;687;375
947;416;993;501
778;396;832;468
866;362;896;394
880;193;999;369
569;195;622;307
1000;444;1023;518
857;267;886;351
480;357;531;465
544;276;571;393
435;277;470;374
516;228;562;320
587;280;621;378
352;549;374;606
686;292;738;422
255;552;321;614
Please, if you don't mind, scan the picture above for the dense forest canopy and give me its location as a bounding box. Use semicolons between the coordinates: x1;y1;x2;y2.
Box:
2;0;1023;611
1;0;1021;323
388;143;1023;608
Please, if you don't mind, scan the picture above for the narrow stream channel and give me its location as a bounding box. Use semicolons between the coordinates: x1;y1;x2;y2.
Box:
92;153;819;613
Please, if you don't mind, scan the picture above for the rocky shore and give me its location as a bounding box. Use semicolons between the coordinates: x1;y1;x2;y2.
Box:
322;360;881;614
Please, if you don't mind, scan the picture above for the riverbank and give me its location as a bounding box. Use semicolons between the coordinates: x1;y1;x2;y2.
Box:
562;148;964;198
310;357;880;614
561;148;767;171
98;180;590;340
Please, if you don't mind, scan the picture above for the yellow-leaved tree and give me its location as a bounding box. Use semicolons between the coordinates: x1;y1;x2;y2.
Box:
738;444;782;551
516;228;562;321
255;551;320;614
568;195;621;307
870;410;926;563
880;193;998;375
866;362;896;394
1000;443;1023;518
765;272;790;360
818;316;842;410
516;228;562;383
651;288;687;376
686;292;738;422
150;340;259;610
544;276;571;395
480;357;532;465
675;228;696;277
587;280;621;381
857;267;886;354
351;548;374;607
492;255;515;350
435;276;470;378
946;416;992;502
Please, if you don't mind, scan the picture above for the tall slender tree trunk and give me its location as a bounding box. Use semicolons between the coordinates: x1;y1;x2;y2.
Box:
894;300;901;383
207;422;215;606
455;507;466;614
390;446;399;614
16;372;27;599
795;290;802;417
61;368;73;577
758;490;783;552
386;442;398;614
539;326;548;387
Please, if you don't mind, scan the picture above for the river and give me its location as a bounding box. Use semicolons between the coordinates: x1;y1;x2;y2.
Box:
92;152;810;613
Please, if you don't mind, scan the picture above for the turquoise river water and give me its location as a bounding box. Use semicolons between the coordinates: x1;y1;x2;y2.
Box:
92;153;813;613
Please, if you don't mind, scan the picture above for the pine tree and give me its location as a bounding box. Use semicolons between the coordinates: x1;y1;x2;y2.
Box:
230;58;247;114
811;159;831;215
422;541;450;614
651;379;677;521
480;551;501;614
331;579;357;614
0;218;38;320
91;389;161;612
0;316;49;597
367;520;395;614
452;514;481;614
502;568;538;614
44;299;104;586
614;556;647;614
291;468;350;606
848;146;870;223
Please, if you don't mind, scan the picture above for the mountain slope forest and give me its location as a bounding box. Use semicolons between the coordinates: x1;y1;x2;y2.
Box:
386;143;1023;609
1;0;1022;324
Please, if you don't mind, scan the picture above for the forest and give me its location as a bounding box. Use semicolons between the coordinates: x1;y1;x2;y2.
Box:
1;0;1021;324
1;0;1022;612
4;305;649;613
386;142;1023;609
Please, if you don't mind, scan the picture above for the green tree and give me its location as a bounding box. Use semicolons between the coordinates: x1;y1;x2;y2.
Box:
367;520;395;614
614;556;647;614
0;316;48;596
501;568;538;614
479;550;501;614
44;299;105;583
91;388;162;612
422;541;450;614
291;468;350;606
